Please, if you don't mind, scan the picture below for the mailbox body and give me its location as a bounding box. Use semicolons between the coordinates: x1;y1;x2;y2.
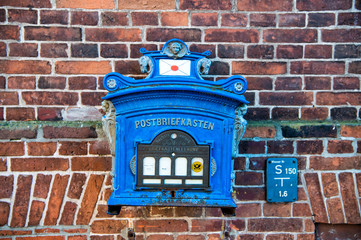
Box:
102;39;248;212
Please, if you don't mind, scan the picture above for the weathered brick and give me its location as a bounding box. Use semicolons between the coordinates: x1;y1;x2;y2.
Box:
331;107;357;120
8;76;36;89
0;60;51;74
0;175;13;198
91;220;129;234
44;126;97;139
0;127;37;140
310;156;361;170
0;0;51;8
0;142;24;156
0;202;10;226
191;219;222;232
305;45;332;58
34;228;60;234
267;141;294;154
339;172;361;224
297;0;352;10
239;141;265;154
272;108;299;120
28;201;45;226
41;43;68;58
0;158;6;171
147;28;201;42
0;42;6;56
338;13;361;26
25;26;81;41
244;126;276;138
28;142;57;156
276;45;303;59
248;218;302;232
244;107;270;121
89;141;111;155
55;61;111;74
191;13;218;26
71;11;98;25
57;0;114;9
326;198;345;224
59;141;88;155
8;9;37;24
0;230;32;236
208;61;229;75
297;140;323;155
77;174;105;224
308;13;335;27
174;207;201;217
264;29;317;43
235;172;263;185
260;92;312;106
59;201;77;225
11;158;69;171
33;174;52;199
0;25;19;40
10;175;32;227
279;14;305;27
205;29;258;43
130;44;158;58
190;44;216;58
69;76;97;90
81;92;107;106
180;0;231;10
247;77;272;90
38;107;63;121
305;76;331;90
267;234;294;240
263;203;291;217
177;235;204;240
114;60;143;75
41;10;68;25
322;29;361;42
250;14;276;27
44;174;70;225
235;187;265;201
132;12;158;26
86;28;141;42
234;157;246;170
71;157;111;171
233;62;286;75
71;44;98;58
317;92;361;105
349;61;361;74
9;43;38;57
247;45;274;59
217;44;244;58
275;77;301;90
101;44;128;58
238;0;292;11
22;92;78;105
221;13;247;27
291;61;345;74
16;237;64;240
38;76;66;89
102;12;128;26
321;173;338;197
67;173;87;199
293;203;312;217
161;12;188;26
282;125;337;138
0;9;4;22
235;203;261;218
335;45;361;59
341;125;361;138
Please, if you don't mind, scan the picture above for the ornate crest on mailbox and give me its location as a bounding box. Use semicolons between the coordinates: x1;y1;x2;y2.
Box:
102;39;249;215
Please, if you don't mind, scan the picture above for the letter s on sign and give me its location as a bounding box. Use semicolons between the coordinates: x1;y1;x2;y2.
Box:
275;165;282;174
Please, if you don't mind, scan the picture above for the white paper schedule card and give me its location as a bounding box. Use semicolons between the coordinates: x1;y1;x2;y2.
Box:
143;157;155;176
159;157;171;176
175;157;187;176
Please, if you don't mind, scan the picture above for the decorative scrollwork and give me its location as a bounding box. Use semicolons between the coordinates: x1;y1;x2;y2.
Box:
101;100;116;156
233;104;248;158
130;155;136;175
139;56;153;78
197;58;212;76
211;158;217;176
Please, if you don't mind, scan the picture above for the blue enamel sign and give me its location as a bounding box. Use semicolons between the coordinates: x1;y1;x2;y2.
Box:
101;39;249;215
266;158;298;202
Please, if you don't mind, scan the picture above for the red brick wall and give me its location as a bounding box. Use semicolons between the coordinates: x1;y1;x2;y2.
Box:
0;0;360;239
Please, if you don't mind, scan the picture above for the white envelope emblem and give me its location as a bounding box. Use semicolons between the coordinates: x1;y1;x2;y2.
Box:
159;59;191;76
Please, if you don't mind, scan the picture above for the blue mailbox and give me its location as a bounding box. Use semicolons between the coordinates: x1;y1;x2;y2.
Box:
101;39;249;215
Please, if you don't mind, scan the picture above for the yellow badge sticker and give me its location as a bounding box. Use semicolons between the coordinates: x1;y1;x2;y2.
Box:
192;161;203;172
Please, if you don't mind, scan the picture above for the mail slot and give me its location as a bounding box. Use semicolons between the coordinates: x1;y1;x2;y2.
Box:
101;39;249;215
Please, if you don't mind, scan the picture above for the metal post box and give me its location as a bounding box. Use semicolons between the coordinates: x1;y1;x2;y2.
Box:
101;39;249;215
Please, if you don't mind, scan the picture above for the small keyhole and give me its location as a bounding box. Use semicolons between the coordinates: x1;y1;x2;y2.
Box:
171;190;176;198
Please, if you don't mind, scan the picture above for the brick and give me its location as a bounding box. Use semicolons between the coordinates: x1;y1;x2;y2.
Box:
44;174;69;225
244;126;276;138
308;13;335;27
9;43;38;57
174;207;201;217
233;62;286;75
276;45;303;59
297;140;323;155
0;158;6;171
132;12;158;26
207;61;229;75
59;201;77;225
235;203;261;217
57;0;114;9
247;77;272;90
339;172;361;224
114;60;142;75
275;77;301;90
191;13;218;26
300;107;328;120
279;14;305;27
335;45;361;59
235;187;265;201
0;202;10;226
264;29;316;43
190;44;216;58
305;45;332;58
147;235;172;240
69;76;97;90
0;142;24;156
0;175;13;198
161;12;188;26
27;142;57;156
263;203;291;217
6;108;35;121
267;141;293;154
331;107;357;120
272;108;299;120
22;92;78;105
10;175;32;227
77;174;104;225
297;0;352;10
234;157;246;170
147;28;201;42
260;92;312;106
81;92;106;106
180;0;231;10
237;234;264;240
86;28;140;42
38;108;63;121
244;108;270;121
357;0;361;9
358;142;361;154
25;26;81;41
305;76;331;90
38;76;66;89
235;172;263;185
55;61;111;74
8;76;35;89
35;228;60;234
326;198;345;224
217;44;244;58
0;60;51;74
0;25;19;40
238;0;292;11
321;173;338;198
250;14;276;27
91;220;129;233
102;12;128;26
130;44;157;58
67;173;87;199
248;218;302;232
33;174;52;199
101;44;128;58
267;234;294;240
0;230;32;236
0;0;51;7
28;201;45;226
338;13;361;26
317;92;361;105
334;77;360;90
11;158;69;171
291;61;345;75
17;237;64;240
71;157;111;171
0;42;6;57
90;237;114;240
59;141;87;155
349;61;361;74
8;9;37;24
205;29;258;43
239;141;265;154
322;29;361;42
0;127;37;140
293;203;312;217
44;126;97;139
247;45;273;59
221;13;247;27
89;141;111;155
177;235;203;240
71;44;98;58
41;43;68;58
310;156;361;170
191;219;222;232
71;11;98;25
356;173;361;195
282;125;337;138
41;10;68;24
